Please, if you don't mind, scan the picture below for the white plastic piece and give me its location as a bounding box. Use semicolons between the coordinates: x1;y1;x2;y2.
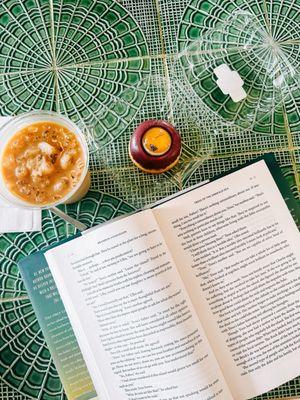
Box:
273;75;284;88
214;64;247;102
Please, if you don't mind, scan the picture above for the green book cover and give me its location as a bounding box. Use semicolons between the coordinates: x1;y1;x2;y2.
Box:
19;235;97;400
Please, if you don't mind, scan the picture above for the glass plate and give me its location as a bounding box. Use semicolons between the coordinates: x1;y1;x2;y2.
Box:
177;9;299;133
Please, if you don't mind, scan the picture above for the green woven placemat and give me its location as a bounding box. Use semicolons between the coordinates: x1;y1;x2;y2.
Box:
0;0;299;399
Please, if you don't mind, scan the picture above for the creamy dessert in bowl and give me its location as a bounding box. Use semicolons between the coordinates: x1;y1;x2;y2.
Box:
0;111;90;208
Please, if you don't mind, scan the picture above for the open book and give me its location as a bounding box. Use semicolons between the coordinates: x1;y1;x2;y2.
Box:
44;157;300;400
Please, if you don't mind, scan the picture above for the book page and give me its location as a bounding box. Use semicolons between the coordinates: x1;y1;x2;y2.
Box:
46;209;233;400
153;160;300;400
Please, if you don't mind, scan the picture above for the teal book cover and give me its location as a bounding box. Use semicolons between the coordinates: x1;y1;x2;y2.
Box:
18;153;299;400
19;236;97;400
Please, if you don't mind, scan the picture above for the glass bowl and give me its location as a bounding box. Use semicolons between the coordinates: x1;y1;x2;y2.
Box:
175;10;298;133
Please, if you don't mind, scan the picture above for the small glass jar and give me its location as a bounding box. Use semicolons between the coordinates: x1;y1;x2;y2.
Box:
0;110;90;209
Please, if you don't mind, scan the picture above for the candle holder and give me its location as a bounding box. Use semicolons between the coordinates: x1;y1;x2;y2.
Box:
129;120;182;174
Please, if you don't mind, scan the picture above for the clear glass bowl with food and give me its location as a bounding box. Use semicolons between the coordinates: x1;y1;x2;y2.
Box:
0;111;90;209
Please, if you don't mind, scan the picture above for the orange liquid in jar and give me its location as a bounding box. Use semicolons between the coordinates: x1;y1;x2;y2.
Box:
1;122;85;206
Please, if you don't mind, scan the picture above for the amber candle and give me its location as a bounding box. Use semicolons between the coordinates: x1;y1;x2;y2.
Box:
142;127;172;156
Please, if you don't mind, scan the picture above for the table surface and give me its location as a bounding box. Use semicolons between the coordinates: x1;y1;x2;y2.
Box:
0;0;299;399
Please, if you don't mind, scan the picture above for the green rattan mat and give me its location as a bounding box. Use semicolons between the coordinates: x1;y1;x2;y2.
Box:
0;0;299;399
